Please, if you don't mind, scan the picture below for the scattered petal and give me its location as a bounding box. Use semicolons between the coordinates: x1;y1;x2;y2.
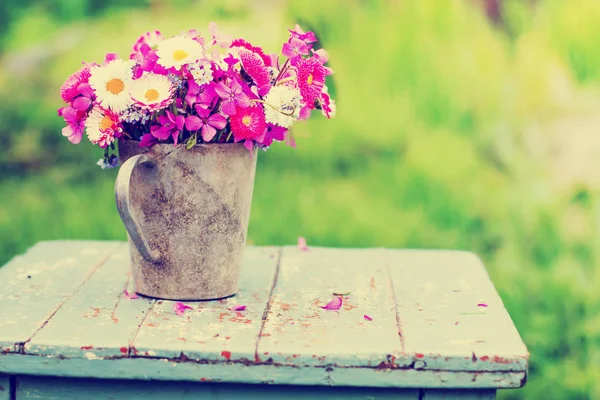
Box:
230;305;247;311
298;236;308;251
364;315;373;321
173;302;193;316
123;289;138;300
455;321;459;325
321;296;342;311
477;303;488;308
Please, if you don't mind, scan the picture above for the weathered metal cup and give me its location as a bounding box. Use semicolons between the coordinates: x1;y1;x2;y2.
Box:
115;139;258;300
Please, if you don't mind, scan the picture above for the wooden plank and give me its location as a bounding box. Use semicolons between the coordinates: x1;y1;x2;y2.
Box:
0;241;122;353
257;246;405;368
131;246;279;362
0;374;9;400
0;354;525;388
388;250;528;373
27;244;155;358
422;389;496;399
15;375;419;399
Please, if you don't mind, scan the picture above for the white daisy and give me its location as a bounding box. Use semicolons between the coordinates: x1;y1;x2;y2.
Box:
85;107;121;147
188;59;213;85
130;73;174;112
263;85;303;128
156;36;204;70
88;59;134;113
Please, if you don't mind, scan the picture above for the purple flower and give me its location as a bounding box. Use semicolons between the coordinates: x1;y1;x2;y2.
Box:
185;81;217;108
289;24;317;44
150;111;185;144
214;79;250;116
139;133;157;147
133;44;168;79
257;124;287;147
185;105;227;142
282;37;310;65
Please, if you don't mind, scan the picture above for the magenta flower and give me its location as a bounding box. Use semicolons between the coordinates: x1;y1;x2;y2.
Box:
282;37;310;65
133;44;169;79
257;124;287;147
139;133;157;148
296;57;330;106
185;105;227;142
58;106;86;144
130;30;164;62
288;24;317;44
185;80;217;108
214;79;250;116
151;111;185;144
238;49;271;95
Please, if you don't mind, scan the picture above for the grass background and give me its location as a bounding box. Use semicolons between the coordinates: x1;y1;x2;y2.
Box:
2;0;600;398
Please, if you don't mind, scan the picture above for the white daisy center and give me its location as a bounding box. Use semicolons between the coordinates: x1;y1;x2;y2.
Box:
106;78;125;95
145;89;159;102
173;49;189;61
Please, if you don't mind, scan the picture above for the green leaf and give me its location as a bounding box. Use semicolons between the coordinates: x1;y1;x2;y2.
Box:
186;133;197;150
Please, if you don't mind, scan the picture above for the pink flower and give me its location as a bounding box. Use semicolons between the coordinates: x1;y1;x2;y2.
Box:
282;37;310;65
215;79;251;116
289;24;317;44
296;57;330;106
151;111;185;143
185;80;217;108
229;104;266;142
72;83;95;111
320;89;335;119
133;44;169;79
130;31;164;62
298;237;308;251
321;297;342;311
230;39;271;66
60;64;93;103
58;106;86;144
185;105;227;142
238;49;271;95
229;305;247;311
173;302;193;316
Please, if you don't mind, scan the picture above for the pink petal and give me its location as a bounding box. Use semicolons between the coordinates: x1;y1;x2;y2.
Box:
72;96;91;111
221;99;236;116
321;296;342;311
364;315;373;321
173;302;193;316
214;81;230;98
455;321;459;325
297;237;308;251
104;52;119;64
477;303;488;308
123;289;139;300
229;305;247;311
201;124;217;142
185;115;203;131
207;113;227;130
243;139;254;154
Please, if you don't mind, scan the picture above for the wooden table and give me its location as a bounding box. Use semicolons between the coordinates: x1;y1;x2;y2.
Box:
0;241;527;399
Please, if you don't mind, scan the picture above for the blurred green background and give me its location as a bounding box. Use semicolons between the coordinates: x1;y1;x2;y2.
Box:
1;0;600;398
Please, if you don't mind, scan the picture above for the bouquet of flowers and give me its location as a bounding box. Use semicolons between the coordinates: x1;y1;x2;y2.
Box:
58;23;335;169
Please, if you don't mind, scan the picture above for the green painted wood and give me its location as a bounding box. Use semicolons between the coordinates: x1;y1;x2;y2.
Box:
422;389;496;399
0;374;9;400
15;375;419;399
0;353;525;388
131;246;279;362
0;241;528;391
0;241;122;354
27;244;154;358
257;246;404;368
387;250;528;375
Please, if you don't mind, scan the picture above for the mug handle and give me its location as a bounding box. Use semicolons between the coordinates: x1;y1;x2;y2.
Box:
115;154;162;264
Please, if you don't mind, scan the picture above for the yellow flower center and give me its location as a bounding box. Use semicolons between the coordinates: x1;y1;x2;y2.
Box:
145;88;159;102
242;115;252;127
99;116;113;131
307;73;313;86
106;78;124;95
173;49;189;61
